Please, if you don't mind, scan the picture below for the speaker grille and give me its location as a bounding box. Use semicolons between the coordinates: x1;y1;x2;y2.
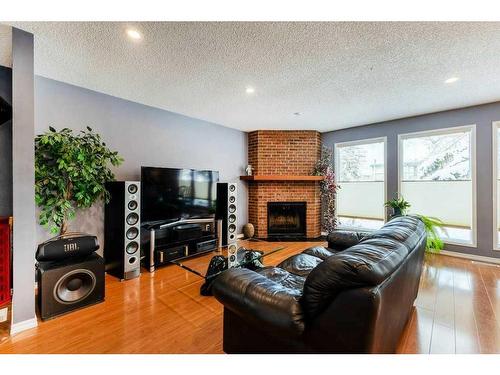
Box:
126;241;139;254
53;269;96;304
126;212;139;225
126;227;139;240
128;184;138;194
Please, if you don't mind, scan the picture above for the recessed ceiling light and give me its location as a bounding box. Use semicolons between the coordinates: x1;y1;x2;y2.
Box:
445;77;459;84
126;29;142;41
245;87;255;94
293;112;301;116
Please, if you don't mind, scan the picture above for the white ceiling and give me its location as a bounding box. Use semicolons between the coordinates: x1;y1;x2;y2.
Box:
10;22;500;132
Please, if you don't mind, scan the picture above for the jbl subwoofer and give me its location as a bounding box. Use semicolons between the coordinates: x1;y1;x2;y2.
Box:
104;181;141;280
37;253;105;320
216;182;238;267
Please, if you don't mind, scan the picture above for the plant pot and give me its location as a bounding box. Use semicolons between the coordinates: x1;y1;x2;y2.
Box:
391;207;402;218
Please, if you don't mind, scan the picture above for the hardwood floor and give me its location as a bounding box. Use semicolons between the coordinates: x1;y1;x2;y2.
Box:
0;241;499;354
397;253;500;354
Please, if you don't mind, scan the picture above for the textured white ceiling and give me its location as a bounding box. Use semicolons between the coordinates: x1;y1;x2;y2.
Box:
10;22;500;132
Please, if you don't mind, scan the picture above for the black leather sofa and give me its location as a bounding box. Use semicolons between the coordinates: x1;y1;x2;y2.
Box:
212;215;427;353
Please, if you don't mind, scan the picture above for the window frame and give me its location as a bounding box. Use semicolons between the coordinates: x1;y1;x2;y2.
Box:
492;121;500;251
334;136;388;227
397;124;477;248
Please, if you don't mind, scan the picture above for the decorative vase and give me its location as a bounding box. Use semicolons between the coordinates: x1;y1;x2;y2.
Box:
243;223;255;239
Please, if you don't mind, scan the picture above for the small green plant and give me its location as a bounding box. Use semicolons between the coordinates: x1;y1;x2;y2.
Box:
384;195;411;216
35;126;123;234
417;215;447;253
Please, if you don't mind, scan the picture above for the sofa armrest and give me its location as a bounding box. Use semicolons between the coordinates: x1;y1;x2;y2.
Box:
212;268;305;337
327;229;371;250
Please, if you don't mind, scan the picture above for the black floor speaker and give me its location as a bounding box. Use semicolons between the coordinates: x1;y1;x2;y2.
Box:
37;253;105;321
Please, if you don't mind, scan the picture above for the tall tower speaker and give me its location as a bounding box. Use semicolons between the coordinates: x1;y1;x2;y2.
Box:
216;182;238;267
104;181;141;280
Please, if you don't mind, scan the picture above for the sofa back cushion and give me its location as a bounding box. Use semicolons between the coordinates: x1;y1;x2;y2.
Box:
301;216;425;319
361;215;425;251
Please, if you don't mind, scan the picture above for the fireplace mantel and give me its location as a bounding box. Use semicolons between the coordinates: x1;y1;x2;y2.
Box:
240;175;324;182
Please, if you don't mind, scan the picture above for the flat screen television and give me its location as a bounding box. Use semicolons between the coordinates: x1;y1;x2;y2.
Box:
141;166;219;223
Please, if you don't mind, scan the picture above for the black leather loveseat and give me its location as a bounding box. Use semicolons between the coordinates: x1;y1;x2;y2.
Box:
212;215;426;353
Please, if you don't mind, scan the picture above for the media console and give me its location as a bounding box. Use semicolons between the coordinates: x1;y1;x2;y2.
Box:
143;218;218;272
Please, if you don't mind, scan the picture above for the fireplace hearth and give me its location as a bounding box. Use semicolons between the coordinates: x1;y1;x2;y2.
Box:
267;202;307;240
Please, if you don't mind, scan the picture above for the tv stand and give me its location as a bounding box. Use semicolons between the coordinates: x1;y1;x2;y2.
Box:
145;217;218;272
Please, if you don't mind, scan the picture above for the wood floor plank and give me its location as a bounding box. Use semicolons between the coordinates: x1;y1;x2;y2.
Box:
430;322;455;354
453;268;480;354
475;316;500;354
397;307;434;353
433;268;455;328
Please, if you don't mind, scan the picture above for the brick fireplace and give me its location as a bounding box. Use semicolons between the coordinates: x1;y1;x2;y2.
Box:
245;130;322;239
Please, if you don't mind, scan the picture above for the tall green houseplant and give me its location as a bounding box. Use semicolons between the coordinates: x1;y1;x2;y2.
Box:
416;215;447;253
35;126;123;235
383;196;447;253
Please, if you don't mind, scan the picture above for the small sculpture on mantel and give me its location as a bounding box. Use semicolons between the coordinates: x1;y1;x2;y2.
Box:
245;164;254;176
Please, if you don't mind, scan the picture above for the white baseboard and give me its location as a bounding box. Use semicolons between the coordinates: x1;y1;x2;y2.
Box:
10;317;38;335
439;250;500;265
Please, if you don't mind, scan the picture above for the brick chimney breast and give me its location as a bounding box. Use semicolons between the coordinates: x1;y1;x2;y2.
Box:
246;130;322;238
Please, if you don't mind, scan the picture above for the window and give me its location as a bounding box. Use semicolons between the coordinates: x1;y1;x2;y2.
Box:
493;122;500;250
399;125;476;246
335;138;386;230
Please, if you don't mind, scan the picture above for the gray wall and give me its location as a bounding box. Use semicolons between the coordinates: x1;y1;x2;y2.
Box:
11;28;36;326
0;65;12;217
323;101;500;260
34;76;248;250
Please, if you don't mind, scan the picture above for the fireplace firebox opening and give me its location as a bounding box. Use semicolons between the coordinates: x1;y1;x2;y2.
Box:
267;202;307;240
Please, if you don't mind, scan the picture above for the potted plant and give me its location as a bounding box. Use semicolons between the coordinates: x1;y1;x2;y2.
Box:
35;126;123;235
384;195;411;217
383;196;447;253
416;215;447;253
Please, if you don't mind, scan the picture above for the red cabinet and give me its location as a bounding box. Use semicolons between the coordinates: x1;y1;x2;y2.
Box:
0;217;12;307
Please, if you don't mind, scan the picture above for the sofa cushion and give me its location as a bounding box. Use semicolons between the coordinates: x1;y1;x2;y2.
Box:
327;229;371;250
256;267;306;292
361;215;425;251
302;246;337;260
212;268;306;338
278;253;324;277
301;236;410;319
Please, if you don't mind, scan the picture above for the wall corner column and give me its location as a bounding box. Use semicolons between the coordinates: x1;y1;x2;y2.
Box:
11;27;37;333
